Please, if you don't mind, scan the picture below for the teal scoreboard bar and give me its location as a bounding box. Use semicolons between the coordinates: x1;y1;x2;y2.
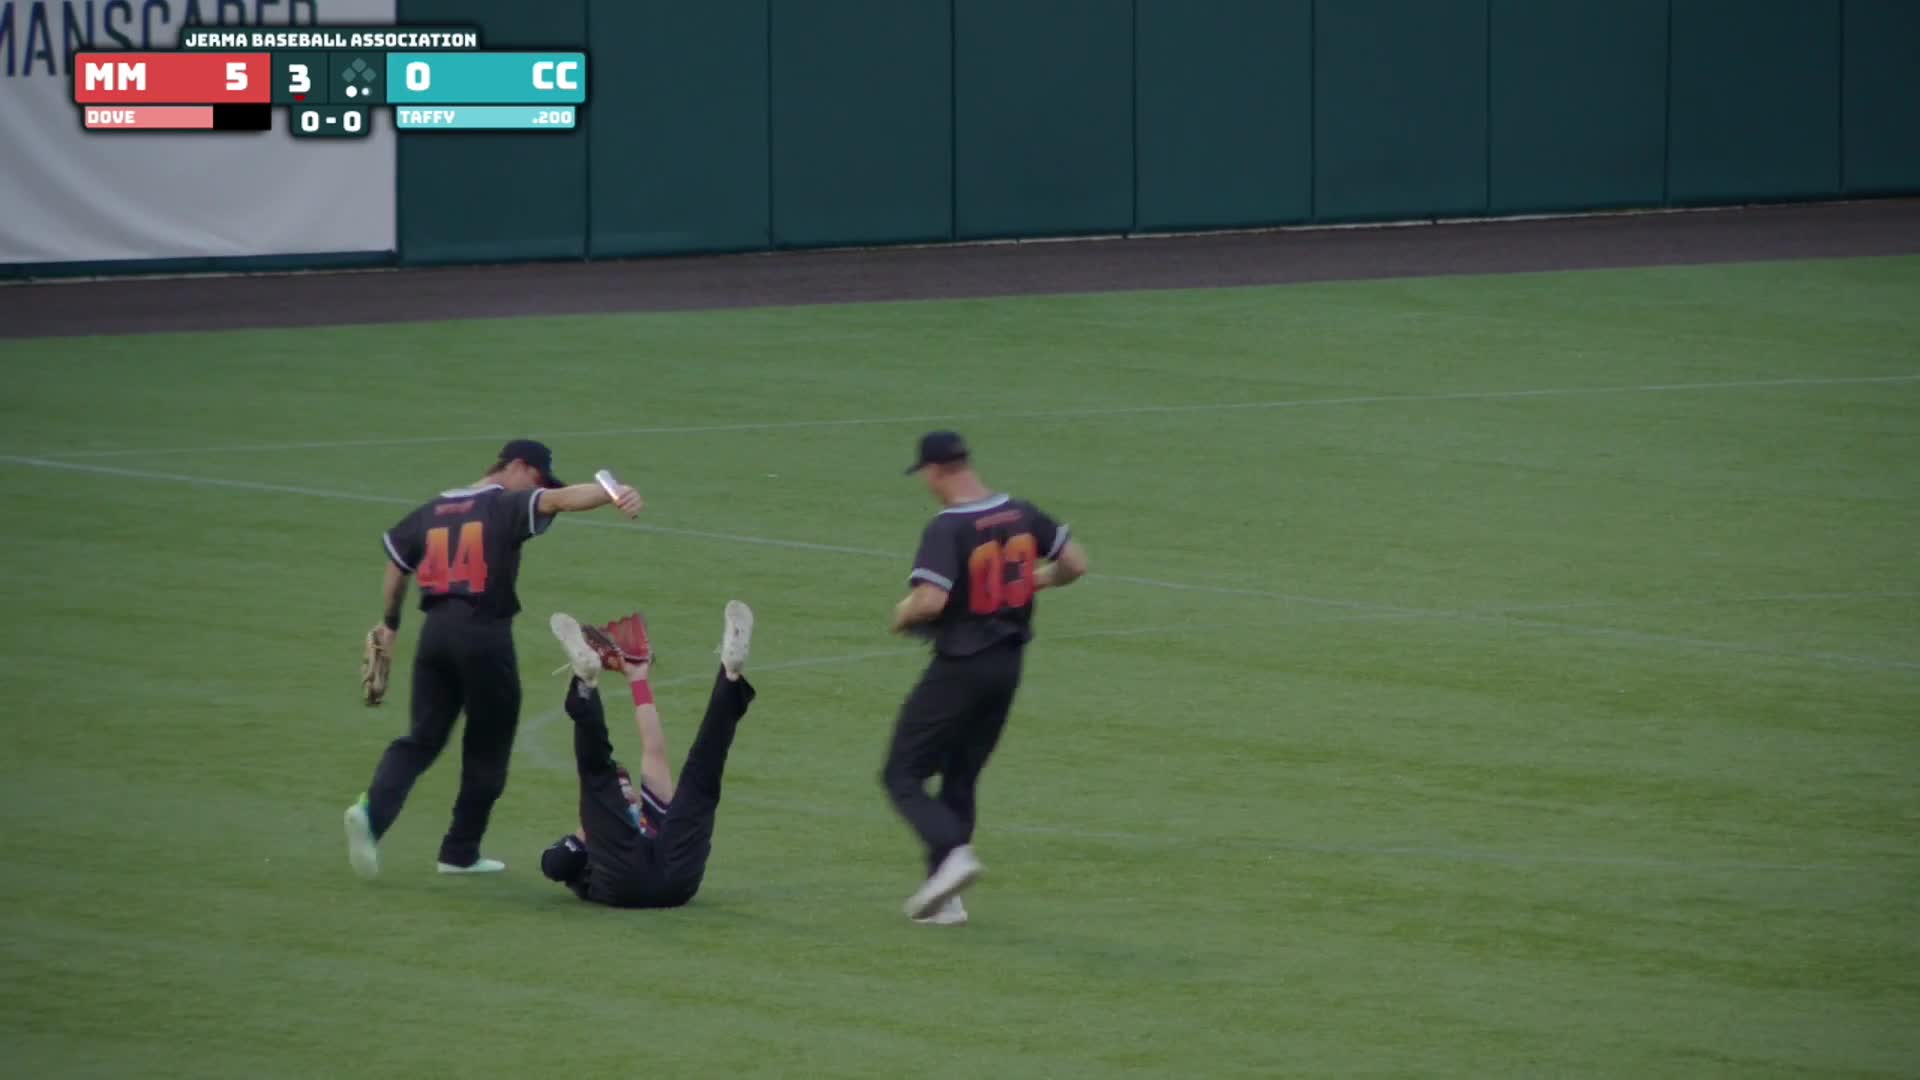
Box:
387;53;586;105
174;27;585;136
394;107;579;131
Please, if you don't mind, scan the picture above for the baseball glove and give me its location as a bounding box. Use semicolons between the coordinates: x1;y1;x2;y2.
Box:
597;612;653;666
361;627;393;706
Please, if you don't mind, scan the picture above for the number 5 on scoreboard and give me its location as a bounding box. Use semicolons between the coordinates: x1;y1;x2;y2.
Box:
226;61;249;91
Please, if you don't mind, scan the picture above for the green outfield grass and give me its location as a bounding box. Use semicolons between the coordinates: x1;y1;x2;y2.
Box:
2;256;1917;1078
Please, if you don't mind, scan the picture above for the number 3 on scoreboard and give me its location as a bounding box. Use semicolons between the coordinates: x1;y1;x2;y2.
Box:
287;63;311;94
226;61;249;92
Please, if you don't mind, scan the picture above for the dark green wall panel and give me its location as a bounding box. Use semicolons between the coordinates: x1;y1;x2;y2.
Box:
588;0;769;256
1313;0;1490;222
1668;0;1841;203
1489;0;1667;213
380;1;1906;271
395;0;588;265
769;0;951;248
954;0;1134;239
1136;0;1311;230
1843;0;1920;194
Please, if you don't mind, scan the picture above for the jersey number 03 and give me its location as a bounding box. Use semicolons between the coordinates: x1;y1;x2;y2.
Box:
967;534;1038;615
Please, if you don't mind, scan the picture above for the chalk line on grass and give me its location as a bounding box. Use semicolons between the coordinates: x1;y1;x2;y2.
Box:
27;371;1919;461
4;454;1912;674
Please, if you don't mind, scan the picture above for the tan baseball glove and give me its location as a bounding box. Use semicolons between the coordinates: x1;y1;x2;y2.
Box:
361;627;393;706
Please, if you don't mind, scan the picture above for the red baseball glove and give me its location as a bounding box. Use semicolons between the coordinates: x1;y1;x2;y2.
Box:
583;611;651;670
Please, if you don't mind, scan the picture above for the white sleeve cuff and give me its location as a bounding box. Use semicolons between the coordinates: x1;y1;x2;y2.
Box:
910;568;954;591
1046;524;1070;560
528;489;554;537
382;532;414;573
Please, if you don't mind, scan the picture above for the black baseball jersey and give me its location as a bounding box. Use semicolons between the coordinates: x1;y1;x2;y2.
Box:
908;494;1068;657
382;484;554;620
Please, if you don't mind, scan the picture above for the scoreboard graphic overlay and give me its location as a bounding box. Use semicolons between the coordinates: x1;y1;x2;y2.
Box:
71;27;585;136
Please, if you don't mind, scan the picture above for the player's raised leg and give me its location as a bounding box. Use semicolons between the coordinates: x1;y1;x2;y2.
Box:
552;614;649;849
655;602;757;899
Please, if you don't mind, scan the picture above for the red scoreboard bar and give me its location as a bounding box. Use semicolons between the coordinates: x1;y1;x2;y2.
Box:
83;106;216;130
72;53;271;104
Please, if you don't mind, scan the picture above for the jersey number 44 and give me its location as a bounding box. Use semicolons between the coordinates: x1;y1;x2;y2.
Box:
417;522;490;595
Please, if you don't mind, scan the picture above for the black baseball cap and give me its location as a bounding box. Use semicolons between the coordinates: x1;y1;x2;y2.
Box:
540;834;589;884
498;438;564;488
905;430;970;475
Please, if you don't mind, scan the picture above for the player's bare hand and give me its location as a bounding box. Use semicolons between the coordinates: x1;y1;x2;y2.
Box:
613;485;643;518
890;600;930;637
371;623;396;650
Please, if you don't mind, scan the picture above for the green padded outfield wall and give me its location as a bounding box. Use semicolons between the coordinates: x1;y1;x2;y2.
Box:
1313;0;1490;222
1134;0;1312;231
1842;0;1920;195
1668;0;1842;204
385;1;1920;270
394;0;589;265
1488;0;1668;213
770;0;952;249
588;0;770;256
953;0;1134;240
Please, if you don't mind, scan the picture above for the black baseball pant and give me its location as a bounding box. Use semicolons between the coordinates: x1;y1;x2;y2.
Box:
881;641;1025;874
365;614;522;867
566;666;756;908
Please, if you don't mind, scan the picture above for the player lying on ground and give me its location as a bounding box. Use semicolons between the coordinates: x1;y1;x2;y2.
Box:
538;602;757;909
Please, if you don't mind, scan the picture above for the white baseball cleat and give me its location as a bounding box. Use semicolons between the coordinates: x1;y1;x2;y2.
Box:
912;896;969;927
549;612;603;687
719;600;753;677
904;844;982;920
344;797;380;881
436;857;507;875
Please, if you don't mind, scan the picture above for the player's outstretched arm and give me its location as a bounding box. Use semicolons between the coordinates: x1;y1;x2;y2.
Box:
537;480;643;518
623;660;677;801
1035;539;1089;591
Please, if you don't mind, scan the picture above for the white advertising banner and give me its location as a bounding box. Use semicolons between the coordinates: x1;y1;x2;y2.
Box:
0;1;398;266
